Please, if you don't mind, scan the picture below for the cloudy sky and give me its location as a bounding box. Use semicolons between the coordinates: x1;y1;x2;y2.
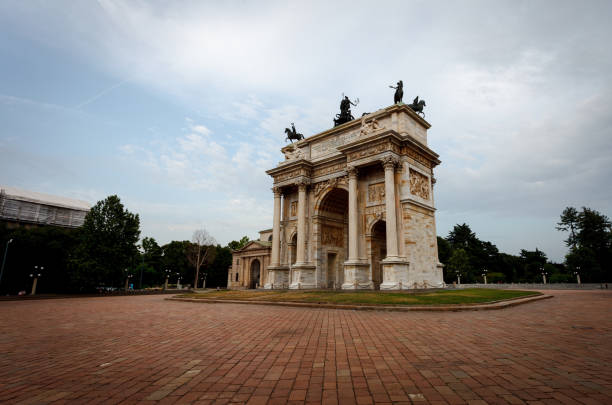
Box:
1;0;611;261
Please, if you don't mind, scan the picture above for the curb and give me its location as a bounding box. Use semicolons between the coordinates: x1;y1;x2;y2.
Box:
165;294;553;312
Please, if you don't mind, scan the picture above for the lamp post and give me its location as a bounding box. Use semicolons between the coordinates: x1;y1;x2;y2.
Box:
30;265;43;295
138;245;145;290
456;271;461;285
482;268;488;285
541;267;547;284
176;272;182;289
163;269;171;290
124;269;133;291
0;238;13;289
575;266;581;285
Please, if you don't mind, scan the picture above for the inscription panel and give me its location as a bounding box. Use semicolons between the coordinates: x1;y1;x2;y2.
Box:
311;131;359;159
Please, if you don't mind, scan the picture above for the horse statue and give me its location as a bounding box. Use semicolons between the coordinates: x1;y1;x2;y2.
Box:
389;80;403;104
285;123;304;143
408;96;426;117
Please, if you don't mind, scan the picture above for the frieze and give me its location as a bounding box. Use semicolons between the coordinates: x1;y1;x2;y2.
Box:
273;167;310;183
401;146;431;168
409;169;430;200
313;162;346;178
346;141;400;162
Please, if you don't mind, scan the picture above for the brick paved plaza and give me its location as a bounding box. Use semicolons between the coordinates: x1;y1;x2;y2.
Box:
1;291;611;405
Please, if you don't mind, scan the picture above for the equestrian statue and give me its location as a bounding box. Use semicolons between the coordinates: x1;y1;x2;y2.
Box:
285;123;304;143
408;96;426;117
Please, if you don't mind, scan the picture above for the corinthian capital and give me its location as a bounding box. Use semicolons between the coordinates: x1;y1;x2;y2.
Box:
346;165;358;179
381;155;399;170
296;178;310;190
272;186;282;196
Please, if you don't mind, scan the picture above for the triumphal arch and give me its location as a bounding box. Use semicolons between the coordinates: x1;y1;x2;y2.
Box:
259;102;444;290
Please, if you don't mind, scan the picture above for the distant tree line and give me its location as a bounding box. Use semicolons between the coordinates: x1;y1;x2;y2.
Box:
1;195;608;294
438;206;611;284
0;195;239;294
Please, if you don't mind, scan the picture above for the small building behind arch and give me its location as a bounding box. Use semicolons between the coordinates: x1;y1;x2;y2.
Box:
227;229;272;289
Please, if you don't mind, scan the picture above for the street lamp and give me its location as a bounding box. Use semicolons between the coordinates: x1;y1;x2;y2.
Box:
540;267;547;284
124;268;133;291
30;265;43;295
574;266;581;285
0;238;14;288
482;268;488;285
176;272;182;289
163;269;171;290
456;270;461;285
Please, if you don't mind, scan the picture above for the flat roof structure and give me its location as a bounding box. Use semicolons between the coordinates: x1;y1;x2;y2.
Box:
0;186;90;229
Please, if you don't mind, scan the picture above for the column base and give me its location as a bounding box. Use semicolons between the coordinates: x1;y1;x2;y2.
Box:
289;264;317;289
380;258;410;290
264;266;289;289
342;261;373;290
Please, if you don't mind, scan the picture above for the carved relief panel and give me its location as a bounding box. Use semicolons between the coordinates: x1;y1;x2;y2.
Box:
321;225;344;247
367;182;385;204
290;201;298;217
409;169;430;200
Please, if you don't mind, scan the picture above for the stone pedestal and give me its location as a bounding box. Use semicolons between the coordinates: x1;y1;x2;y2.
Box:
342;261;372;289
265;266;289;289
379;258;410;290
289;264;317;289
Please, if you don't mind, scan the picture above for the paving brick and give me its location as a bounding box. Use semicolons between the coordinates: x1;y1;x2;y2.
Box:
0;291;611;404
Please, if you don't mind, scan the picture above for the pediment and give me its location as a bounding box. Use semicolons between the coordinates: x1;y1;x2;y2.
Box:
235;240;271;252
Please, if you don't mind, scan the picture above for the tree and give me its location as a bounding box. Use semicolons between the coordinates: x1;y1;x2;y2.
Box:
557;206;612;282
227;236;250;251
447;224;477;249
446;248;470;283
187;229;216;289
162;240;191;286
556;207;579;249
140;237;163;287
437;236;452;265
70;195;140;291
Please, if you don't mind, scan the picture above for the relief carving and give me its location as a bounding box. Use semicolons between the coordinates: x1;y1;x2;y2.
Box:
322;226;344;247
359;116;385;138
283;145;305;161
314;176;348;197
290;201;298;217
409;169;430;200
368;182;385;203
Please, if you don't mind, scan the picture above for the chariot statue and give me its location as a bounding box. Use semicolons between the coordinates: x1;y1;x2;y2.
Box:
334;94;359;127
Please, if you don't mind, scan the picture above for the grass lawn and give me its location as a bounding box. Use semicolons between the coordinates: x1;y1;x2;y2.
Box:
176;288;539;306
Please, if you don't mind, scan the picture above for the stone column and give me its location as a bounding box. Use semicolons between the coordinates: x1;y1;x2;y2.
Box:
271;187;282;267
382;156;399;258
347;166;359;261
296;180;308;264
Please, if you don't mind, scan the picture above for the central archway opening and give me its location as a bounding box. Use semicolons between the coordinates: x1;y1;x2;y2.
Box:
317;188;348;288
370;220;387;289
250;259;260;289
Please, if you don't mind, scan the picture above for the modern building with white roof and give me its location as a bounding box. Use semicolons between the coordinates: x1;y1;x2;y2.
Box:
0;186;90;229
